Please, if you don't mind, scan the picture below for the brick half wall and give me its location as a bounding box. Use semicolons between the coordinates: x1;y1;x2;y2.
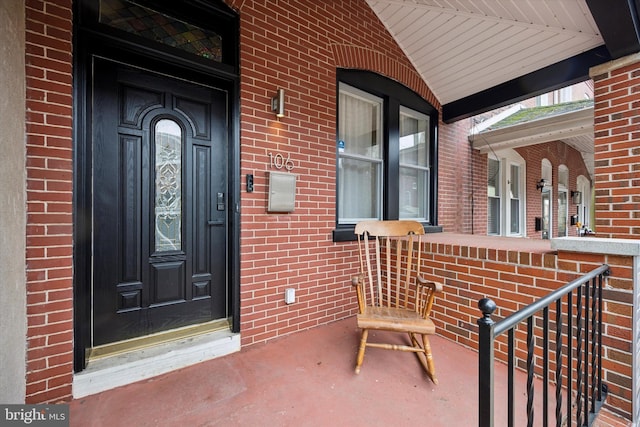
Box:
419;239;633;420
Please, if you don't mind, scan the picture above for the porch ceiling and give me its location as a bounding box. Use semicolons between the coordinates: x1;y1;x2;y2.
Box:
366;0;640;123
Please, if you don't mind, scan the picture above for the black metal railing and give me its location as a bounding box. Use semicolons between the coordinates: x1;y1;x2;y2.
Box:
477;264;610;427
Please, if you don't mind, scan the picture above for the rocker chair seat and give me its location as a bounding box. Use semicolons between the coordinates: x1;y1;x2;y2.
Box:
358;306;436;335
352;220;442;384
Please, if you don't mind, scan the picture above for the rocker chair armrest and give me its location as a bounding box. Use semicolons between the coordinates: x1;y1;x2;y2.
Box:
416;276;442;318
351;274;365;314
352;274;364;287
417;275;443;293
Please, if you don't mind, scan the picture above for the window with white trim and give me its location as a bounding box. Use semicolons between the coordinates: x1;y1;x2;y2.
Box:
487;150;525;236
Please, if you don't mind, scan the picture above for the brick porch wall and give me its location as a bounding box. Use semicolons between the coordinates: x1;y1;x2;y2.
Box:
228;0;440;346
591;56;640;239
24;0;74;403
421;241;633;419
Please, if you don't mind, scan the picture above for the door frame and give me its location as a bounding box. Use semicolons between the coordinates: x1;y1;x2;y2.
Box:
72;1;240;371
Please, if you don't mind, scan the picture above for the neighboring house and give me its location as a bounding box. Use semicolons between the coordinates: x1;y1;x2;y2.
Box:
1;0;640;424
471;97;594;239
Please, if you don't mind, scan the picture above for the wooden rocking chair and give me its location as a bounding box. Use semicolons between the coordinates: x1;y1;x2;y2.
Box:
352;220;442;384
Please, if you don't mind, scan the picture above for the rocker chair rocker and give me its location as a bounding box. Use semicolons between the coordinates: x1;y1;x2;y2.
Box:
352;220;442;384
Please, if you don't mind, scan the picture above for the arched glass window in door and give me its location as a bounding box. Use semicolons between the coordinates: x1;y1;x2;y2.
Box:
155;119;182;252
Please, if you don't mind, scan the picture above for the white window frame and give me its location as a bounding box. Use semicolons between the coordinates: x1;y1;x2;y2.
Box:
487;149;525;237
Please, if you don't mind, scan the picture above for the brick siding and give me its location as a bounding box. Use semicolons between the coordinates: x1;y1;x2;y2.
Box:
228;0;440;346
592;60;640;238
24;0;74;403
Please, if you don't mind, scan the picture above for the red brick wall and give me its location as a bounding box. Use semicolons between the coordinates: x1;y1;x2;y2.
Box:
24;0;74;403
228;0;440;346
437;118;484;234
421;241;633;419
592;59;640;238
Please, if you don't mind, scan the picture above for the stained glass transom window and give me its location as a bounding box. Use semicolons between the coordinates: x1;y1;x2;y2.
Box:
155;119;182;252
99;0;223;61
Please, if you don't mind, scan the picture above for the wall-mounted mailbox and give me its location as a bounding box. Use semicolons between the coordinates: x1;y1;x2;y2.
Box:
570;214;579;226
268;171;296;213
535;217;542;232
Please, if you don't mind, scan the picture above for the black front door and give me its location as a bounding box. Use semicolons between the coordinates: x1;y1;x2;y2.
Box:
92;57;228;346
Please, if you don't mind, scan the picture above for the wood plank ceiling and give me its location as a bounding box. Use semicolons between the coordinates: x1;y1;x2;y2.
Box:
366;0;604;108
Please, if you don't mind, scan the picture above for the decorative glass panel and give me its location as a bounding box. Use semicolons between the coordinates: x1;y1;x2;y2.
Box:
155;119;182;252
99;0;223;61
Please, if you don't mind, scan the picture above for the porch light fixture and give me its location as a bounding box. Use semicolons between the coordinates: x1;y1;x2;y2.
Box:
536;179;549;192
571;190;582;204
271;88;285;118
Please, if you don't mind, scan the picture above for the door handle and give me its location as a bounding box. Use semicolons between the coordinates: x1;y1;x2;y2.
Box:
207;220;224;226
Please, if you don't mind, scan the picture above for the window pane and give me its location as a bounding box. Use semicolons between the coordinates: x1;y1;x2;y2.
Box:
488;158;500;197
510;199;520;233
510;164;520;234
510;165;519;198
488;158;500;234
488;197;500;234
338;158;380;221
338;89;382;159
558;190;567;236
399;167;428;220
155;119;182;252
399;109;429;167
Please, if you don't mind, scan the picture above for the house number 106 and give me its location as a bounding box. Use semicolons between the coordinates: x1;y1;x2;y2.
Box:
268;152;295;171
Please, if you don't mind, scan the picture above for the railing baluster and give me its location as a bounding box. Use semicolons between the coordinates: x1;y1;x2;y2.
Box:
568;290;573;427
598;272;606;402
508;329;515;427
590;276;597;415
584;282;590;426
543;307;549;427
555;299;563;427
527;316;534;427
576;284;584;426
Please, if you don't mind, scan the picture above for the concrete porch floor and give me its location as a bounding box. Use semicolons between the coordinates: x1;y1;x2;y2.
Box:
69;317;630;426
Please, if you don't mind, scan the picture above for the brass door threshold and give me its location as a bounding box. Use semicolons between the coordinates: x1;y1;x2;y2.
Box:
88;318;231;361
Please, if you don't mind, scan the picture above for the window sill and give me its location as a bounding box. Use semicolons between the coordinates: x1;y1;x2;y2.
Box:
332;224;443;242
